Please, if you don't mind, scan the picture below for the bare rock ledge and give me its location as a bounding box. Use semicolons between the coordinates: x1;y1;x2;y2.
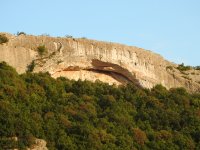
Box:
0;33;200;92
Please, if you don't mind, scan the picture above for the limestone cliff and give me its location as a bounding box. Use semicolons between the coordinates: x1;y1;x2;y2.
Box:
0;32;200;92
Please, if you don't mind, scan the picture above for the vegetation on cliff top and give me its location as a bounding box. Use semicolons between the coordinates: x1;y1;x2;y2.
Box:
0;34;9;44
0;62;200;149
176;63;200;72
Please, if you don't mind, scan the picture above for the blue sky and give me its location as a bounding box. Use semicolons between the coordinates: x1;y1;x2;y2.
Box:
1;0;200;66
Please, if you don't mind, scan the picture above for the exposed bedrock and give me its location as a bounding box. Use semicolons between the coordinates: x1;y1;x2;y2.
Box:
0;33;200;92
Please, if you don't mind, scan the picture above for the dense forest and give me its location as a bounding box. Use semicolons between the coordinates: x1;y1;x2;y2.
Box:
1;62;200;150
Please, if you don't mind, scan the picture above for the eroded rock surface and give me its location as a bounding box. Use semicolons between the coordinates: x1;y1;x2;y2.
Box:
27;138;48;150
0;32;200;92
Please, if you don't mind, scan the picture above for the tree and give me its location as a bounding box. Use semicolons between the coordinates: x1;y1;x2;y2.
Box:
132;128;147;146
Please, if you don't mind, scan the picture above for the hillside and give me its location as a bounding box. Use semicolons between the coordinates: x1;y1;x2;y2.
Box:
1;62;200;149
0;33;200;92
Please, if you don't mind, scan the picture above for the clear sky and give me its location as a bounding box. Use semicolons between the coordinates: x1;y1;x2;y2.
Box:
1;0;200;66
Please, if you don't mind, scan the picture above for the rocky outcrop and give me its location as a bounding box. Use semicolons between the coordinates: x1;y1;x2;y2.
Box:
27;138;48;150
3;137;48;150
0;32;200;92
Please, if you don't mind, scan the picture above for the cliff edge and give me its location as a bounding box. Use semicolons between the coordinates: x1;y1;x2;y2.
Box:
0;32;200;92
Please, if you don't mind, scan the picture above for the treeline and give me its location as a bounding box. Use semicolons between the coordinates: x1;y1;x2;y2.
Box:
177;63;200;71
0;62;200;149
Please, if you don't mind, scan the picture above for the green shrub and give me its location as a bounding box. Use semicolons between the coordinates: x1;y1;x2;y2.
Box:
17;32;26;36
177;63;191;72
195;66;200;70
0;34;9;44
166;66;173;71
65;35;73;38
37;45;47;56
26;61;35;72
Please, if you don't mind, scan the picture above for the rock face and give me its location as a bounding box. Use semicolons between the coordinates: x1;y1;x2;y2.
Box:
4;137;48;150
0;32;200;92
27;138;48;150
